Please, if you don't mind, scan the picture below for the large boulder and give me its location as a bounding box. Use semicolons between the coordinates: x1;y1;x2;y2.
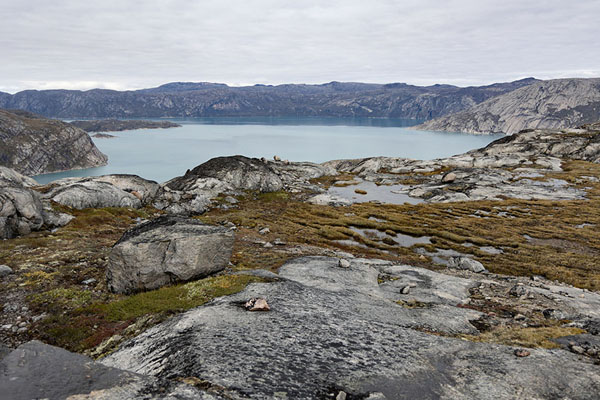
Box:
40;175;159;210
107;216;235;294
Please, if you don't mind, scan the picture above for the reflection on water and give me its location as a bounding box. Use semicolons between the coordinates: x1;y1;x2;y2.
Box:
327;180;423;205
34;117;503;185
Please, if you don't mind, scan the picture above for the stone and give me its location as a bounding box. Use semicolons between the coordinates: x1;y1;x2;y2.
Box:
259;227;270;235
245;297;270;312
514;349;531;357
0;175;44;239
273;155;281;161
336;391;347;400
510;284;529;297
263;242;274;248
448;256;487;273
543;308;568;320
400;285;410;294
82;278;97;285
40;175;159;210
571;345;586;355
106;216;235;294
338;259;351;268
0;264;13;277
273;238;286;245
441;172;457;183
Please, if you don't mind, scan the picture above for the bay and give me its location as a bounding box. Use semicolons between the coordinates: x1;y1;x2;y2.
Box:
34;117;503;184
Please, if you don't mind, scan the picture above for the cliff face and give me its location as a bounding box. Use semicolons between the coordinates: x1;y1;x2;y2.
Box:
0;109;108;176
0;79;538;119
418;78;600;134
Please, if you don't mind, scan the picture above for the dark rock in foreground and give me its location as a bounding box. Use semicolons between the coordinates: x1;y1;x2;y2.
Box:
107;216;235;294
0;341;212;400
70;119;181;133
103;257;600;399
0;109;107;176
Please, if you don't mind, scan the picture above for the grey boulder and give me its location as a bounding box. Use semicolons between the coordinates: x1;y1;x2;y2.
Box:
0;173;44;239
448;256;487;273
40;175;159;210
0;264;13;278
107;216;235;294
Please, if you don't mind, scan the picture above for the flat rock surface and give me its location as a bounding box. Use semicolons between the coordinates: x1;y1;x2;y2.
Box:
103;257;600;399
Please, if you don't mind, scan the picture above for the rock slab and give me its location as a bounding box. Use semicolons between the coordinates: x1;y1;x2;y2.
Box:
107;216;235;294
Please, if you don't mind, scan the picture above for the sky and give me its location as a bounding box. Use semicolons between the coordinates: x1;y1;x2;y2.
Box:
1;0;599;93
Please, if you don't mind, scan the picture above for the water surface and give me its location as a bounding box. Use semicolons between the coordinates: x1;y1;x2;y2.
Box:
34;117;503;184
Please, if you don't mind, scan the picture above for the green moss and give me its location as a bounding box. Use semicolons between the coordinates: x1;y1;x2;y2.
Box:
92;274;264;322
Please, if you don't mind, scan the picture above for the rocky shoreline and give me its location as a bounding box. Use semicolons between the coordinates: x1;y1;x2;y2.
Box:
70;119;181;133
1;126;600;398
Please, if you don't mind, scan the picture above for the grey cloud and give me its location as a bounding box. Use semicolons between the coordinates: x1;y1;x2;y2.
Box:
1;0;599;92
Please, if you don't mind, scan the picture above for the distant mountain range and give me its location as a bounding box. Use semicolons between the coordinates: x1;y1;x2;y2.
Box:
0;78;539;120
418;78;600;134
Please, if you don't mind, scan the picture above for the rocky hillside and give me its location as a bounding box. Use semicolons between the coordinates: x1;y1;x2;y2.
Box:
0;109;107;176
418;78;600;134
0;78;538;119
69;119;181;132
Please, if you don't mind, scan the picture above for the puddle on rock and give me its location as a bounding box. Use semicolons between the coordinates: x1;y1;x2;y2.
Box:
328;179;423;205
479;246;503;254
349;226;431;247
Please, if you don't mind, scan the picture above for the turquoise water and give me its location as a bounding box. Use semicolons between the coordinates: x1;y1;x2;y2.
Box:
34;118;503;184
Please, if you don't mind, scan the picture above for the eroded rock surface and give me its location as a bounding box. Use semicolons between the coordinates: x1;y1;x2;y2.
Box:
107;216;235;294
40;175;159;210
155;156;335;214
418;78;600;134
0;170;44;239
103;257;600;399
0;109;107;175
324;127;597;204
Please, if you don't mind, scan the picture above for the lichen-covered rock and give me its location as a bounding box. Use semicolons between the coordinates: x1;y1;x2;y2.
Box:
0;176;44;239
103;257;600;399
107;216;235;294
155;155;335;214
40;175;159;210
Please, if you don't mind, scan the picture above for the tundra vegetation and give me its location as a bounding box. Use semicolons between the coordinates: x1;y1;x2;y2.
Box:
1;155;599;355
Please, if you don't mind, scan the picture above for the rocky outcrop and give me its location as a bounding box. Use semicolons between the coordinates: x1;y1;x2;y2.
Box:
107;216;235;294
418;78;600;134
0;169;44;239
0;109;107;175
103;257;600;399
40;175;159;210
70;119;181;132
156;156;335;214
324;127;599;203
0;79;537;119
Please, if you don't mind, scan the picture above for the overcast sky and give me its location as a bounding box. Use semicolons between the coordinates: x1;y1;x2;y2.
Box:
1;0;599;93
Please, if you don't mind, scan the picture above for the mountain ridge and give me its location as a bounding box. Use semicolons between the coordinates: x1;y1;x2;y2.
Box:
0;78;539;119
417;78;600;134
